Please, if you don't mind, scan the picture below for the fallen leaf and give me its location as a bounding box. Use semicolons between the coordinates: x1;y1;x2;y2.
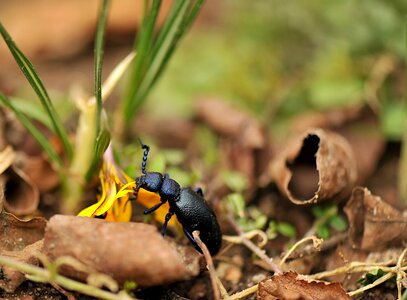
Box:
134;115;194;148
196;98;267;191
0;211;47;292
195;98;265;149
257;271;350;300
289;106;385;185
344;187;407;251
18;154;59;193
43;215;201;287
1;165;39;216
267;128;357;205
324;243;367;291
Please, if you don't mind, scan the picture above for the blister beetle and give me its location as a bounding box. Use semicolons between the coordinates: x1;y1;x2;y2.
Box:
133;142;222;255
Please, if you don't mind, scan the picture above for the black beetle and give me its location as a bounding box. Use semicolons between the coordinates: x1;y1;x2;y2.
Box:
133;142;222;255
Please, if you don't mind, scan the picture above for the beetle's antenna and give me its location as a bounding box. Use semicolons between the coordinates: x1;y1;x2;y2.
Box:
138;139;150;174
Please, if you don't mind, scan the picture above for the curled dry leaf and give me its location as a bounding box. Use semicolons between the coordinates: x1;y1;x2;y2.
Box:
43;215;201;287
267;128;357;205
257;271;350;300
0;211;47;292
1;165;39;216
344;187;407;251
289;106;384;185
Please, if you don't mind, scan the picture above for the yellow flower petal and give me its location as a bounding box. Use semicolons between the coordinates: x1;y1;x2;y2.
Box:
78;202;103;217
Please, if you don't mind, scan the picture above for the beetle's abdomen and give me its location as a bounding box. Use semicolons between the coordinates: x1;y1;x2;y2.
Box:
175;188;222;255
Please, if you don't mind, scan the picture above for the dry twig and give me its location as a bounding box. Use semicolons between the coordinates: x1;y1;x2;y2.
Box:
226;215;282;274
192;230;222;300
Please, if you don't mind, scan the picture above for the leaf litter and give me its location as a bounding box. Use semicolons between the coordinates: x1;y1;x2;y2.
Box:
1;96;407;299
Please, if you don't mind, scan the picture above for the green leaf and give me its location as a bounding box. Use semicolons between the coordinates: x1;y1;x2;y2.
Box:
380;101;406;140
94;0;110;137
276;222;297;238
221;170;248;193
328;215;348;231
311;206;325;218
224;193;246;217
358;269;390;286
316;224;330;239
0;93;63;168
0;22;73;161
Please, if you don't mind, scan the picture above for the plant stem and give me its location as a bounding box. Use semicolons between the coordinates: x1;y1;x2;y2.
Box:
63;103;97;213
192;231;221;300
399;18;407;204
0;255;132;300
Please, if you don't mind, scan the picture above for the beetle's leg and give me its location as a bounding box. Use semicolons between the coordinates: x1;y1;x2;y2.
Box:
161;210;174;236
143;201;166;214
138;139;150;174
194;187;204;197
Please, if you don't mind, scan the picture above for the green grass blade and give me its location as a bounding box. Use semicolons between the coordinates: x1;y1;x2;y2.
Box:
148;0;205;90
124;0;189;122
0;93;63;168
94;0;110;137
10;97;53;129
398;17;407;203
122;0;205;124
123;0;162;121
86;129;111;181
0;22;73;161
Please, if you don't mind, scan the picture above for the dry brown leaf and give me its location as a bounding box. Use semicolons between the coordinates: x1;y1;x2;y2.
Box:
196;98;267;191
18;154;59;193
2;165;39;216
43;215;201;287
195;98;265;149
344;187;407;251
0;211;46;292
257;271;350;300
289;107;384;185
324;243;368;291
267;128;357;205
133;115;194;148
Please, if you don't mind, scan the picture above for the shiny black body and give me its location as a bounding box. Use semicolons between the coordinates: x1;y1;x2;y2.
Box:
133;142;222;255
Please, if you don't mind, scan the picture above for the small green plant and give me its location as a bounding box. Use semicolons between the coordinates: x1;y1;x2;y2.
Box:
311;204;348;239
357;269;391;286
0;0;205;213
267;221;297;239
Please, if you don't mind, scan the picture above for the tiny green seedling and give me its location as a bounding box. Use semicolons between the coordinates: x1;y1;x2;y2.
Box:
311;204;347;239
